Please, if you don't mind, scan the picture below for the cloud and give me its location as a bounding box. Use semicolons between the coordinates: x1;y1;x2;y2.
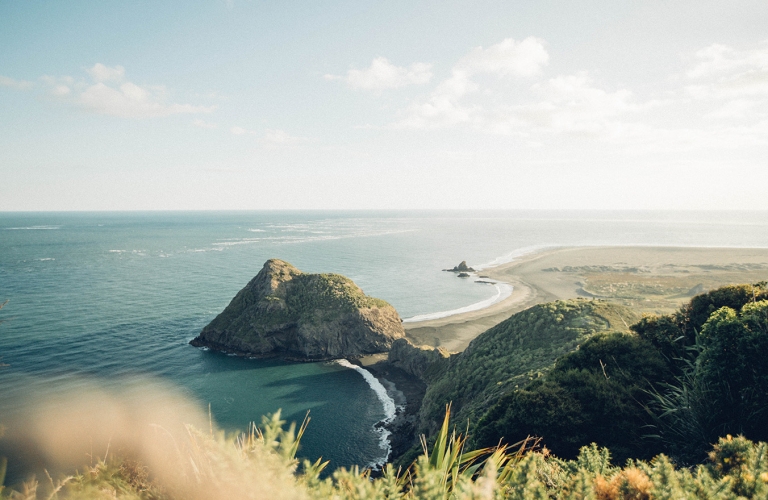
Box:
685;42;768;101
456;37;549;77
325;57;432;91
686;42;768;79
192;118;217;129
42;64;216;118
394;37;549;129
504;72;640;136
86;63;125;83
261;129;304;145
230;126;307;146
0;75;34;90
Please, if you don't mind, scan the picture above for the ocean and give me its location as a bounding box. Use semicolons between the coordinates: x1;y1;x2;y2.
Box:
1;210;768;480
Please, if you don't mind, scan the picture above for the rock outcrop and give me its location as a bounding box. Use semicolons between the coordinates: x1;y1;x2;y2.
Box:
443;261;475;273
190;259;406;360
387;338;450;380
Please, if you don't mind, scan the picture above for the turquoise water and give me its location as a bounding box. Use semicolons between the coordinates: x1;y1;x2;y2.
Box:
1;210;768;479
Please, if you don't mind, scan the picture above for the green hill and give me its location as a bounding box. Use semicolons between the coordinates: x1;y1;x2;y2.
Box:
416;299;639;437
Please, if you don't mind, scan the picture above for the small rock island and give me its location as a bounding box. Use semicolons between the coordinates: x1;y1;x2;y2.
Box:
443;260;475;273
190;259;406;360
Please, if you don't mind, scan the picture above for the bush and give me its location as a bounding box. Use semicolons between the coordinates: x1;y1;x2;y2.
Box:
644;299;768;464
474;332;670;462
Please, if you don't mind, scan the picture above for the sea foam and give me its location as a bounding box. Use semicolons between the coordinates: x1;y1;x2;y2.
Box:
334;359;401;469
403;282;513;323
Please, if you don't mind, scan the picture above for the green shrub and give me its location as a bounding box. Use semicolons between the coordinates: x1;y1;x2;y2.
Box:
474;332;670;461
418;300;637;437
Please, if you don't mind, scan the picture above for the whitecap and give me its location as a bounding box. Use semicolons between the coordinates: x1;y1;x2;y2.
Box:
213;229;414;247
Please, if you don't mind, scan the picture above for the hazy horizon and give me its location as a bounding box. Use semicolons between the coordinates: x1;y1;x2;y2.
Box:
2;1;767;211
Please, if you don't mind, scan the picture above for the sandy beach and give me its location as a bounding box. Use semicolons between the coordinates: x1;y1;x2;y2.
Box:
405;246;768;352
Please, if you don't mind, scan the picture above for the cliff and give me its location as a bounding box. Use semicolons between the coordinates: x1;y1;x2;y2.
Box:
190;259;406;360
387;338;451;380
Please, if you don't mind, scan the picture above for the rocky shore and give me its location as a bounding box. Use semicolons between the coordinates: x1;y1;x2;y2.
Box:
354;339;451;467
362;361;427;465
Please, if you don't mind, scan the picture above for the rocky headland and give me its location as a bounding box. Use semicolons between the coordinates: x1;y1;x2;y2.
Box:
190;259;406;360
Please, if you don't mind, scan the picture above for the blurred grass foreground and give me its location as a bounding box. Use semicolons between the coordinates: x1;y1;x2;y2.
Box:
2;403;768;500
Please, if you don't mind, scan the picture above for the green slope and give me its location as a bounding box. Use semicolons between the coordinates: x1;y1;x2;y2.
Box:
417;299;639;436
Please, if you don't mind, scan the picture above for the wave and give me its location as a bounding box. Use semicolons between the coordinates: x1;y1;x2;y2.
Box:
212;229;415;248
334;359;400;469
5;225;61;230
472;244;556;271
403;282;514;323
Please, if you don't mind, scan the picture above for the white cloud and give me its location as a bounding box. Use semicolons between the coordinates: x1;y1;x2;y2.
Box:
77;82;214;118
42;64;215;118
456;37;549;77
685;41;768;100
86;63;125;83
686;42;768;79
508;72;640;136
0;75;34;90
261;129;305;145
230;126;307;146
394;37;549;129
192;119;217;129
393;37;766;148
325;57;432;91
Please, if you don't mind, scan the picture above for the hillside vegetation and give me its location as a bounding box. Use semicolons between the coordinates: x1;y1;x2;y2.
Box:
417;300;639;437
2;410;768;499
397;283;768;471
3;284;768;498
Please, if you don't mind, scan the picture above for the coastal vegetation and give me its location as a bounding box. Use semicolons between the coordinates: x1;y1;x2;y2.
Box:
392;283;768;473
3;281;768;498
413;300;639;445
2;408;768;499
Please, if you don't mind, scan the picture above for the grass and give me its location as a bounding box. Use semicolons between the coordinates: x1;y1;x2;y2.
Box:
3;408;768;499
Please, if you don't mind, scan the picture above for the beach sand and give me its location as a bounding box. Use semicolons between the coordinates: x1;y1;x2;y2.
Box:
404;246;768;352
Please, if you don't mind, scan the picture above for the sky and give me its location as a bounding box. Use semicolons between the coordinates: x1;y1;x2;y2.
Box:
1;1;767;211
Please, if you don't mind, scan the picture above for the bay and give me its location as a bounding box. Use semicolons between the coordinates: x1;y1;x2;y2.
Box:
1;210;767;480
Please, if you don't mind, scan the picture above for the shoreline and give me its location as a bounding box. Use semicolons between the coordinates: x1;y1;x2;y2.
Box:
402;245;768;352
362;244;768;466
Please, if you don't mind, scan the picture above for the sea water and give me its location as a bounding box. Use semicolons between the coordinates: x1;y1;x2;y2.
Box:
1;210;768;479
